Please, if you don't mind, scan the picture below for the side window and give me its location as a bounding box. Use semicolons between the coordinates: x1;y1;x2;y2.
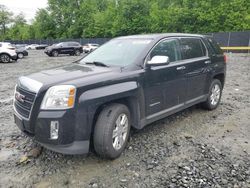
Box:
150;39;181;63
180;38;206;60
207;38;223;55
67;42;73;47
61;43;67;47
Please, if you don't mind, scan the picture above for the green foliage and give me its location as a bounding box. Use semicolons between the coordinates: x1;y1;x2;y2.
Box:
0;0;249;40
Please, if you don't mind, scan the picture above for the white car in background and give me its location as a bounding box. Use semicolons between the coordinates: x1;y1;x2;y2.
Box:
0;42;17;63
82;43;100;53
25;44;39;50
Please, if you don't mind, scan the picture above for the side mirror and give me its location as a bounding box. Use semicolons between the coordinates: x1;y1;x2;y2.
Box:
147;55;169;66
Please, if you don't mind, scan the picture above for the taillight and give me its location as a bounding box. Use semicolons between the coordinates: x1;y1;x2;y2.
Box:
223;54;227;63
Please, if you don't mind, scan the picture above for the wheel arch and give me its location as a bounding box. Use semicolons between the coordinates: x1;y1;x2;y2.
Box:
91;96;141;132
213;73;225;88
76;81;144;142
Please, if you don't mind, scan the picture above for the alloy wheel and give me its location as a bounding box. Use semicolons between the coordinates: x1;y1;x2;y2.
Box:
112;113;129;150
210;84;221;106
0;54;10;63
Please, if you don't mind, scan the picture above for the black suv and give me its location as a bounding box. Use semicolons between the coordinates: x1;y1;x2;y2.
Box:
44;42;83;57
14;34;226;159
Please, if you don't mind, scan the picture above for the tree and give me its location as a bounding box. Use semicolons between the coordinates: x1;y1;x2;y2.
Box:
1;0;250;40
0;5;13;39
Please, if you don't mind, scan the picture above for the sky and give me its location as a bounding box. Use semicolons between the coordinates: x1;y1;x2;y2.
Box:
0;0;48;23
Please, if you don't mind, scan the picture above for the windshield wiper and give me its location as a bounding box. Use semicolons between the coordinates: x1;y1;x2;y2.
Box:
85;61;109;67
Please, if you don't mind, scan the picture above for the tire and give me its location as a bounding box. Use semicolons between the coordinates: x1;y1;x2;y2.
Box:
94;103;131;159
75;49;81;56
202;79;222;110
18;53;24;59
0;54;11;63
52;50;59;57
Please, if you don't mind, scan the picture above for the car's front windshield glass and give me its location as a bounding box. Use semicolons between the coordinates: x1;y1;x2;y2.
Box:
80;38;152;66
56;43;63;47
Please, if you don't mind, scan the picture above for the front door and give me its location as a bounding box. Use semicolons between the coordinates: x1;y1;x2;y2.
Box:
144;38;187;118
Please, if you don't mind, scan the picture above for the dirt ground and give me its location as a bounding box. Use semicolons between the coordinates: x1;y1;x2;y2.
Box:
0;51;249;188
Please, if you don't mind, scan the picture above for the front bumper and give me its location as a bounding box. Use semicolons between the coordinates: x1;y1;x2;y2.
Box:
14;109;90;155
11;55;18;60
40;140;89;154
44;51;51;56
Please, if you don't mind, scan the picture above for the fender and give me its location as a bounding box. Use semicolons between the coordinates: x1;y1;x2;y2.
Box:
80;81;138;101
74;81;144;141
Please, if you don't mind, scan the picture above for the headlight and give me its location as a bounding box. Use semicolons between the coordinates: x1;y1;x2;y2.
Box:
41;85;76;110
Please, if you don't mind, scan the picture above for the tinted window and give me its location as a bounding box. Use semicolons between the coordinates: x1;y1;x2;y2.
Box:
180;38;206;59
71;42;80;46
66;42;73;47
207;38;222;54
150;39;181;62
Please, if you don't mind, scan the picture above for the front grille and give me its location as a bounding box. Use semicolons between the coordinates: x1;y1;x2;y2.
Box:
14;86;36;119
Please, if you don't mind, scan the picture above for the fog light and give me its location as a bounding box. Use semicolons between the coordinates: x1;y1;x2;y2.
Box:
50;121;59;140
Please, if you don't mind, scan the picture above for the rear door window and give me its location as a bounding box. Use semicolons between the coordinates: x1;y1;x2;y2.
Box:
180;38;206;60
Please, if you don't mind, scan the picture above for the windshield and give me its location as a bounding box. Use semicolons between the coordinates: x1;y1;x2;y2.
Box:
55;43;63;47
80;38;152;66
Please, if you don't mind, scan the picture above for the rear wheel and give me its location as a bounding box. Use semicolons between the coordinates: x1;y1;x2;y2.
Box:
94;104;131;159
202;79;222;110
52;50;59;57
0;54;11;63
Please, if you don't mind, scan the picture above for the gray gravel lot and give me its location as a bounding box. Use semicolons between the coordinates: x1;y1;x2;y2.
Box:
0;51;249;188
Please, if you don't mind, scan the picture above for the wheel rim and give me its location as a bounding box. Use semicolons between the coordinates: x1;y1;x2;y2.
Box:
18;53;24;59
75;50;80;56
210;84;221;106
112;113;129;150
1;54;10;63
53;51;58;56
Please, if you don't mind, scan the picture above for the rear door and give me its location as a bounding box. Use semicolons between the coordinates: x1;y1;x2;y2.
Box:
179;37;211;104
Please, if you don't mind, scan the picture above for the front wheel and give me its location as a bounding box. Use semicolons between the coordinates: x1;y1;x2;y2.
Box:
202;79;222;110
75;49;81;56
52;50;59;57
94;104;131;159
18;53;24;59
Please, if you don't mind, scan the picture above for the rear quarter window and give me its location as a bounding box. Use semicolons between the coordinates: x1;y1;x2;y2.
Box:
180;38;206;60
207;38;223;55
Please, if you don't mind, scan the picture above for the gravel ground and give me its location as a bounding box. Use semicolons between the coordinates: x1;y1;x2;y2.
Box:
0;51;249;188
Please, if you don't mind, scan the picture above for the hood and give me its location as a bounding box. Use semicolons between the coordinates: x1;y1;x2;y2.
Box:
18;63;115;93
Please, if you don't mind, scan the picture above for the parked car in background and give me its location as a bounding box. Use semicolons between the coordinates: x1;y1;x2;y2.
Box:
25;44;39;50
15;44;27;49
82;43;99;53
44;42;83;57
35;44;49;50
13;33;226;159
0;42;17;63
15;45;28;59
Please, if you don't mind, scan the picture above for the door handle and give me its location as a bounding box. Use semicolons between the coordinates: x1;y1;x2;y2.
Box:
176;66;186;70
204;60;211;64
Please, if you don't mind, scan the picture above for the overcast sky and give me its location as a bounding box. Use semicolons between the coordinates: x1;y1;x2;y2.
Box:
0;0;48;23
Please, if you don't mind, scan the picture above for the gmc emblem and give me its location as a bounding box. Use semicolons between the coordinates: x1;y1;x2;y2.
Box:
15;92;25;103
